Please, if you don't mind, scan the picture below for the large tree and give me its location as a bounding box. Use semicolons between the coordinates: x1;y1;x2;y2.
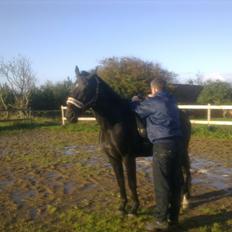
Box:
0;56;36;116
97;57;176;98
0;84;14;119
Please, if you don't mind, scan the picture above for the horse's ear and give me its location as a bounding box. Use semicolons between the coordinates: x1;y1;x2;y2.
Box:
75;66;80;77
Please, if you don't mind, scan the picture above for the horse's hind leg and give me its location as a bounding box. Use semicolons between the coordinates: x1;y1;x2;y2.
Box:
124;155;139;215
108;155;128;214
182;150;191;210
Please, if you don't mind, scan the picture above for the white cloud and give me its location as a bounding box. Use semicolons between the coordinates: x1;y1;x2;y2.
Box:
223;73;232;83
202;72;226;82
177;72;232;84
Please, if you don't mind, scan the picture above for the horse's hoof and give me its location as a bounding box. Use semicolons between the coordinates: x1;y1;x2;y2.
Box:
130;202;139;216
182;195;190;210
128;208;138;216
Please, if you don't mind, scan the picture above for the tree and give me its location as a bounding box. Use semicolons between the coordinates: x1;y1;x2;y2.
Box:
186;72;204;85
52;77;73;108
30;84;56;110
0;83;14;119
197;80;232;105
30;77;73;110
97;57;176;98
0;56;36;116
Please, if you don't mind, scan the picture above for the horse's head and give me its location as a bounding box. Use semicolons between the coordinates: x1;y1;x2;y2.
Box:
65;66;99;123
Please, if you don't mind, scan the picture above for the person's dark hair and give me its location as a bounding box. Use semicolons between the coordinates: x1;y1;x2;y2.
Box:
150;77;167;91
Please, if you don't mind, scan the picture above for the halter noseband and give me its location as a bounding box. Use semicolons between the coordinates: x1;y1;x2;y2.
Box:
66;97;84;109
66;76;99;110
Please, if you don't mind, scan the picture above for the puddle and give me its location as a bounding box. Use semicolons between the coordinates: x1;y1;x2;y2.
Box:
137;155;232;191
0;179;15;191
62;145;107;167
46;171;63;180
64;181;76;194
63;146;79;155
62;145;232;192
137;157;153;181
190;156;232;190
63;145;96;156
11;190;37;205
80;183;97;192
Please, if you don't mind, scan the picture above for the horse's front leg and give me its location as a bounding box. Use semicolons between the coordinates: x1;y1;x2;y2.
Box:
124;155;139;215
108;155;128;214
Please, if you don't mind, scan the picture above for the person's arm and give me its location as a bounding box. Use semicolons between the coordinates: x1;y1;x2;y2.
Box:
131;98;153;119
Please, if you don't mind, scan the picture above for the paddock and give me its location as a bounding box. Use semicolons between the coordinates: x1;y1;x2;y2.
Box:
0;121;231;232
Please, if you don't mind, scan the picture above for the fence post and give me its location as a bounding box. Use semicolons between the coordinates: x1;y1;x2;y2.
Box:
207;103;211;126
61;105;65;126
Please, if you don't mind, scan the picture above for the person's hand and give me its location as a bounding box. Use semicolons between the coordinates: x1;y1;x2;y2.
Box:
131;96;140;102
147;93;155;98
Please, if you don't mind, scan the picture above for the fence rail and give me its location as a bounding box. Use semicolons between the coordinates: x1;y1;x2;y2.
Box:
0;109;32;123
178;104;232;125
61;104;232;126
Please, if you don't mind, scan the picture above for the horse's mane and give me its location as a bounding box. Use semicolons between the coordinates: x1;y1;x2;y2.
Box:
96;75;129;106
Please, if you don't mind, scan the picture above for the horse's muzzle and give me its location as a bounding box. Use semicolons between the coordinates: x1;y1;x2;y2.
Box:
65;107;79;123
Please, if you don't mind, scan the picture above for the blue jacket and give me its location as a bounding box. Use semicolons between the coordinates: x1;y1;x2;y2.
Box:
132;91;182;144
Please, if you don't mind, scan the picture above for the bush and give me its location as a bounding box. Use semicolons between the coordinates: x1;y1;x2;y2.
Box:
97;57;176;98
197;80;232;105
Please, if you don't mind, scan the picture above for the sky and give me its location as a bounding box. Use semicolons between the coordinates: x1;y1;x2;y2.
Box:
0;0;232;85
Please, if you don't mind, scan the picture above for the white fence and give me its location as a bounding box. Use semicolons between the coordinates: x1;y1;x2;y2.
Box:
61;104;232;126
61;106;95;126
178;104;232;125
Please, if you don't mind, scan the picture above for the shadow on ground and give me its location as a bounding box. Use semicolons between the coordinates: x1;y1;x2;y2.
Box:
182;210;232;231
190;188;232;209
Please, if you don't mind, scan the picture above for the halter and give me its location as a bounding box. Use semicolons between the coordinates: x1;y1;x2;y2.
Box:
66;76;100;110
66;97;84;109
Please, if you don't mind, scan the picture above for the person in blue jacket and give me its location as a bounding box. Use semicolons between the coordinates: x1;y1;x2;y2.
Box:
132;77;183;230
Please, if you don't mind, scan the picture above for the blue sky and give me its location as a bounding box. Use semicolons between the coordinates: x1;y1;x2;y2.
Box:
0;0;232;84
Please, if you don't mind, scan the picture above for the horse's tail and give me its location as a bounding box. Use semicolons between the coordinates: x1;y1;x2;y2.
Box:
179;110;192;209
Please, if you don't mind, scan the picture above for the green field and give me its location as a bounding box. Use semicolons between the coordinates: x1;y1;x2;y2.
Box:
1;118;232;139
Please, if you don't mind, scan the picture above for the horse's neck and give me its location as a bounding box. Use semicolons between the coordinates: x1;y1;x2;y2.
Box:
92;97;125;127
92;80;129;127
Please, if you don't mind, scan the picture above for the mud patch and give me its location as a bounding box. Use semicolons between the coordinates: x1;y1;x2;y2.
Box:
1;129;232;232
0;179;15;191
62;145;232;192
11;190;37;205
62;144;232;208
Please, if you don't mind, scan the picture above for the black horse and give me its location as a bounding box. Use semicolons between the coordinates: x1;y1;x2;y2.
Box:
65;66;191;215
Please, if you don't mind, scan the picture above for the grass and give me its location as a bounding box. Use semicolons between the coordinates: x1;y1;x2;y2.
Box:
191;125;232;139
53;207;148;232
0;118;99;134
1;117;232;139
0;207;151;232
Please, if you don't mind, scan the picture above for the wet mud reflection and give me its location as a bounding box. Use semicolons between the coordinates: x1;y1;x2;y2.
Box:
63;145;232;191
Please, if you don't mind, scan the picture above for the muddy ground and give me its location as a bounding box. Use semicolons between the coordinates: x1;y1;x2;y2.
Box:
0;127;231;232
